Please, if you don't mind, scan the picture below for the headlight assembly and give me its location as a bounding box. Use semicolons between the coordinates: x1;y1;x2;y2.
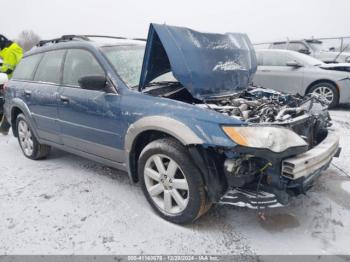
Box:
222;126;307;153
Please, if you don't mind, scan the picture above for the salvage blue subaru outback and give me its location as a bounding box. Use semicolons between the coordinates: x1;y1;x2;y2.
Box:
4;24;340;224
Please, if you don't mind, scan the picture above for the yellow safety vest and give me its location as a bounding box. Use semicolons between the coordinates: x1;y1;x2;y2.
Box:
0;42;23;78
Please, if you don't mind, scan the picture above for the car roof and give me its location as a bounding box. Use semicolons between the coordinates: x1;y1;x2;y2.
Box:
24;35;146;57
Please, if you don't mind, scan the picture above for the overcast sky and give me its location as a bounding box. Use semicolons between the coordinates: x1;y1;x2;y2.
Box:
2;0;349;43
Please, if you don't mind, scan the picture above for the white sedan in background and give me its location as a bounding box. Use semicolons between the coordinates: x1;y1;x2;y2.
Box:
253;49;350;108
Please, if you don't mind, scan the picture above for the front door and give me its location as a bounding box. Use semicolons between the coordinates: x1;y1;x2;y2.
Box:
253;51;304;95
57;49;124;162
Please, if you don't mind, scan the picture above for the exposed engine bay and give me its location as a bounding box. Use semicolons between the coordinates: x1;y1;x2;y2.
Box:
196;87;330;124
145;82;331;135
145;82;335;204
198;86;332;149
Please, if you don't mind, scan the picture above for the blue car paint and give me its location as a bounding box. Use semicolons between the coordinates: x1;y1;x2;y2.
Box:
139;23;257;100
118;90;242;147
4;26;248;187
24;81;62;144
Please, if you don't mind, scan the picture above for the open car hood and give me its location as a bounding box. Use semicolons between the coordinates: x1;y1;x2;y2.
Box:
139;23;257;100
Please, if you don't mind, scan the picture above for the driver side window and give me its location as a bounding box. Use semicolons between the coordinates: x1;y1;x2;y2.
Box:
260;52;290;66
63;49;105;87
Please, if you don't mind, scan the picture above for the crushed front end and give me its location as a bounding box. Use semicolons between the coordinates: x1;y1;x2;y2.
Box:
195;87;341;208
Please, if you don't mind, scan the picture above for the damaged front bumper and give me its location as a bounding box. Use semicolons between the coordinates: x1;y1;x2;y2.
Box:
219;130;341;209
282;130;340;180
283;130;341;194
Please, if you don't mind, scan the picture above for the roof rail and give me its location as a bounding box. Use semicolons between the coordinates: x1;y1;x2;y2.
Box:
82;35;146;41
82;35;127;40
37;34;146;47
37;35;89;47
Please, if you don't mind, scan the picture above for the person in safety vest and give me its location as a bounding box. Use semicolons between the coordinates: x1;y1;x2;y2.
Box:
0;35;23;135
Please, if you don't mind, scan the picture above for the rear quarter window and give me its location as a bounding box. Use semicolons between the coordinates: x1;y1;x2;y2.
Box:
12;54;43;81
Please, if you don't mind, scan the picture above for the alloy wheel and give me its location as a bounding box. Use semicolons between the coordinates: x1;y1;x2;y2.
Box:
144;154;189;215
18;120;34;156
312;86;334;104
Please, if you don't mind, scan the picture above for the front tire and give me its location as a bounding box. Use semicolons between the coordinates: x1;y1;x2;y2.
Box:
138;138;211;224
308;82;339;108
16;114;50;160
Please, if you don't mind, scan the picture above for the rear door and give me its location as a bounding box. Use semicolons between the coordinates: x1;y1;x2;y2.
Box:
253;51;304;95
25;50;65;144
57;49;124;162
4;53;42;115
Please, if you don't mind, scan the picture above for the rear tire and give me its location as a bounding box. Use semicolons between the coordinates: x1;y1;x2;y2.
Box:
16;114;50;160
138;138;211;224
308;82;339;108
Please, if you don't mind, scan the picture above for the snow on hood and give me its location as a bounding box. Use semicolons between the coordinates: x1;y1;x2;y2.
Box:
319;63;350;73
320;63;350;69
138;23;257;100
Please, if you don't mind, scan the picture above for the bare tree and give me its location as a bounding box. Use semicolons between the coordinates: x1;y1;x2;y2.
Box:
16;30;41;52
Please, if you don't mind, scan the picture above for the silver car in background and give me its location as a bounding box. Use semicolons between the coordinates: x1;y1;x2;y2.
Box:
269;39;350;63
253;49;350;108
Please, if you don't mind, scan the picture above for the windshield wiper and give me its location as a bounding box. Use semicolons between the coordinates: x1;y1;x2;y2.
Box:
139;81;180;89
134;81;180;90
147;81;179;86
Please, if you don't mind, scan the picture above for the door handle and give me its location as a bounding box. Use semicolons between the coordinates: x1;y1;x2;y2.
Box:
24;90;32;96
60;95;70;103
261;70;271;72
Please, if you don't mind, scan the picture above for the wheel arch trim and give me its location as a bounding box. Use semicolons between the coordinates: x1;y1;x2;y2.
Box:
10;98;39;138
305;79;339;95
124;116;203;180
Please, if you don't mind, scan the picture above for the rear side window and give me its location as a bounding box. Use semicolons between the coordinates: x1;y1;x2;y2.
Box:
34;50;65;84
12;54;43;80
63;49;105;87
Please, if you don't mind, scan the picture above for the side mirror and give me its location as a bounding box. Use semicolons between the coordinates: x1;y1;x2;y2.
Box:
298;49;311;55
0;73;8;86
286;61;302;67
78;75;107;91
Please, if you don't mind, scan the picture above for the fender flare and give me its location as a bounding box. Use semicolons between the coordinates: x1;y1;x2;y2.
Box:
124;116;203;179
9;98;39;138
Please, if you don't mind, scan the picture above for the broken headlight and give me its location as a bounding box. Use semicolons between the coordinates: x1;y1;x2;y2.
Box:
222;126;307;153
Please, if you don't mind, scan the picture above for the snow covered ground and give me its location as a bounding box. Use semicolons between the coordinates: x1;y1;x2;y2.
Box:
0;108;349;255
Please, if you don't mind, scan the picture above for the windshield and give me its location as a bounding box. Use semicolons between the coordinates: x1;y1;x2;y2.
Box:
308;42;326;52
150;72;177;83
292;51;325;66
102;45;145;87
